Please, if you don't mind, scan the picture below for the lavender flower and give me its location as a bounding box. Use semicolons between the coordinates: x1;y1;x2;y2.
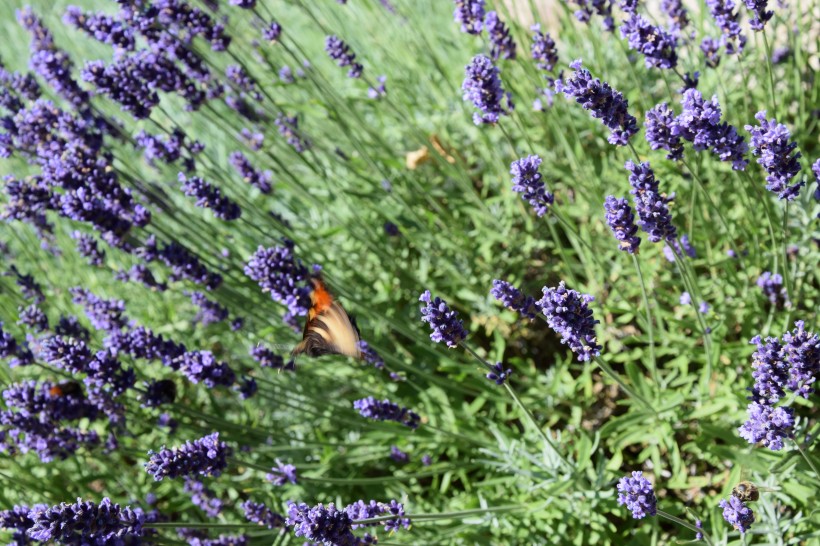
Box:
286;502;359;545
367;75;387;99
719;496;755;533
748;335;788;403
226;65;262;101
229;151;272;194
346;499;411;533
240;128;264;151
38;335;92;374
756;271;788;307
645;103;683;160
188;291;229;326
680;292;692;305
71;232;105;266
673;89;748;170
266;459;298;486
617;471;657;519
626;161;677;243
185;479;224;518
18;304;48;332
486;362;513;385
263;21;282;42
250;344;285;369
419;290;468;347
242;500;285;529
145;432;232;480
661;0;690;29
0;504;45;545
27;497;144;543
771;46;791;65
358;340;385;369
275;113;310;152
536;281;601;362
11;267;44;303
564;0;615;30
180;173;241;220
510;155;553;217
245;241;311;318
325;35;363;78
70;288;127;332
149;239;223;290
700;37;722;68
390;445;409;463
738;401;794;450
490;279;538;319
782;320;820;399
555;60;638;146
178;351;236;387
236;377;257;399
604;196;641;254
462;54;511;125
229;0;256;8
485;11;516;60
745;0;773;30
813;159;820;206
619;14;678;70
531;25;558;72
706;0;746;54
353;396;421;429
453;0;485;34
744;111;803;200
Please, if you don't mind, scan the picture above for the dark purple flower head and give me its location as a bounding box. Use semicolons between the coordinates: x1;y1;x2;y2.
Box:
358;341;385;369
38;335;92;373
390;445;409;463
145;432;232;480
604;195;641;254
531;25;558;72
266;459;298;486
626;161;677;243
244;241;311;318
564;0;615;30
756;271;788;307
325;35;363;78
645;102;684;161
744;111;803;201
70;288;127;332
353;396;421;429
188;291;228;326
673;89;748;170
419;290;467;347
555;60;638;146
242;500;285;529
453;0;485;34
744;0;772;30
485;11;516;60
275;113;310;152
700;37;722;67
18;304;48;332
250;344;285;369
486;362;513;385
27;497;144;543
706;0;746;53
719;496;755;533
240;128;264;151
142;379;177;408
782;321;820;399
263;21;282;42
226;65;262;101
491;279;538;319
180;173;241;220
749;335;789;403
510;155;553;217
286;502;357;545
229;0;256;7
619;14;678;70
11;267;44;303
536;281;601;362
71;231;105;266
661;0;690;29
0;503;47;544
179;350;236;387
151;239;223;290
812;159;820;206
738;401;794;450
236;377;257;400
462;54;511;125
229;151;272;194
184;478;224;518
617;471;657;519
63;6;135;50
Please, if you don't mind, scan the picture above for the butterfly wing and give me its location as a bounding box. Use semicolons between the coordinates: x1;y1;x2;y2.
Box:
292;277;362;359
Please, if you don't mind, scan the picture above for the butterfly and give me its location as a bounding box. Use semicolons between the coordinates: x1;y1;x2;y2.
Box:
292;275;362;359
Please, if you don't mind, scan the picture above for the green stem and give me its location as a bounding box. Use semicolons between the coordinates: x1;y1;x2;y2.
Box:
592;355;657;415
795;442;819;477
356;504;536;525
632;255;657;386
657;510;713;546
761;30;778;118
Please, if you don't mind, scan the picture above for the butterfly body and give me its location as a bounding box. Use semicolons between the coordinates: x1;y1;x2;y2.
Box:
292;276;362;359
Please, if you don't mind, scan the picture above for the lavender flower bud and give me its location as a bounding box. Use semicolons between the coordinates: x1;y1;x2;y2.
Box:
325;35;363;78
145;432;232;480
744;111;803;201
604;196;641;254
419;290;468;347
462;54;511;125
485;11;516;60
537;281;601;362
510;154;553;217
626;161;677;243
266;459;298;486
490;279;538;319
619;14;678;70
353;396;421;429
179;173;241;220
453;0;485;34
645;103;684;160
242;500;285;529
719;496;755;533
616;471;657;519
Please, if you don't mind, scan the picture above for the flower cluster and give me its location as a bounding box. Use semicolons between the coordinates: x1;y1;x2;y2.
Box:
179;173;242;221
286;502;364;545
673;90;748;169
485;11;516;60
616;471;657;519
346;499;411;532
275;113;310;152
266;459;298;486
564;0;614;31
756;271;788;307
555;60;638;146
745;111;803;200
419;290;468;347
184;478;224;518
626;161;678;244
325;35;363;78
242;500;285;529
188;291;229;326
178;350;236;388
537;281;601;362
719;496;755;533
462;54;511;125
619;14;678;70
486;362;513;385
145;432;232;481
531;26;558;73
353;397;421;429
745;0;773;30
706;0;746;54
244;241;312;319
645;103;684;161
453;0;485;34
603;196;641;254
510;155;553;217
229;151;272;194
491;279;539;319
26;497;144;543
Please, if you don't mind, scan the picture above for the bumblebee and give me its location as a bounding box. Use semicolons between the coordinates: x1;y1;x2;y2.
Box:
732;481;759;502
